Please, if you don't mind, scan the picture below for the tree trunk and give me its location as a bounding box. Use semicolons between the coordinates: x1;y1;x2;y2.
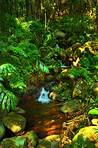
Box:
15;0;18;17
26;0;30;17
35;0;41;19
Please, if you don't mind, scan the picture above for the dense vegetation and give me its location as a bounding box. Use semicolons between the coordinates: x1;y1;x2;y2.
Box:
0;0;97;115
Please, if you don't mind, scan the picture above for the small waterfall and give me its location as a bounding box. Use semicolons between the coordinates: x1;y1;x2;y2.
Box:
38;87;50;104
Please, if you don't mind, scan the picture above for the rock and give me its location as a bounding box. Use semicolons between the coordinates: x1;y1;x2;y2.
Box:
60;99;81;114
26;85;39;95
0;123;6;139
92;82;98;97
72;80;89;100
72;126;98;148
57;86;72;101
2;112;26;133
56;72;75;87
1;136;27;148
24;130;38;147
49;91;57;100
55;31;66;39
46;75;55;82
54;67;61;74
15;107;26;114
91;119;98;126
72;43;81;51
37;135;61;148
0;105;7;119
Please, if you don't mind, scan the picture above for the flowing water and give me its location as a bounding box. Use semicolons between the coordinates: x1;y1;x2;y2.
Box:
19;88;67;138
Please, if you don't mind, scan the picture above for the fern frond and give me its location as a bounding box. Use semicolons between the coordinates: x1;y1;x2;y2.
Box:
0;63;16;75
35;61;49;74
0;76;3;81
0;82;18;112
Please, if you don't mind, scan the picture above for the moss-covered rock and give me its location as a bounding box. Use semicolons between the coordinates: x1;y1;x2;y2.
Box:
72;80;89;100
60;99;81;114
24;130;38;147
1;136;27;148
72;126;98;148
2;112;26;133
0;123;6;139
92;82;98;97
37;135;61;148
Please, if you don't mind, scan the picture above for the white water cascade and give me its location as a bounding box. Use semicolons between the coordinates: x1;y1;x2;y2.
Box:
38;87;50;104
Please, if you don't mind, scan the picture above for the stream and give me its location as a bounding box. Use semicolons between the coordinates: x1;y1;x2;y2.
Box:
19;88;68;138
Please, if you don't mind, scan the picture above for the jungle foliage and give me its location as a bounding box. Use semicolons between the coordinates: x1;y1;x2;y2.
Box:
0;0;97;111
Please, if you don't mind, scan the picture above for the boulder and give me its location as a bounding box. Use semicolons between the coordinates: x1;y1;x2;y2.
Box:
1;136;27;148
2;112;26;133
55;31;66;39
92;82;98;97
26;85;39;99
37;135;61;148
60;99;81;114
56;72;75;87
24;130;38;147
72;126;98;148
57;86;72;101
0;123;6;139
72;80;89;100
15;107;26;114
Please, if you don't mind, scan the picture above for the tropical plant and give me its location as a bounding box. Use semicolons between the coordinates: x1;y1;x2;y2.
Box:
69;66;91;80
0;64;18;112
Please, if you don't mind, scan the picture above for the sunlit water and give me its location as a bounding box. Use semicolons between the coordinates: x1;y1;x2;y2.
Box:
19;97;67;138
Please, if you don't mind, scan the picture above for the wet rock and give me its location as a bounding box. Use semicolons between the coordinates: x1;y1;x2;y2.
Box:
0;123;6;139
2;112;26;133
56;72;75;87
1;136;27;148
0;105;7;119
91;119;98;126
26;85;40;99
15;107;26;114
72;43;81;51
55;31;66;39
60;99;81;114
92;82;98;97
72;79;89;100
45;75;55;82
37;135;61;148
24;130;38;147
72;126;98;148
49;91;57;100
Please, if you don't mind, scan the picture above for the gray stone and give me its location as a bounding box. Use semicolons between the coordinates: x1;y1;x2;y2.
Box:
2;112;26;133
60;99;81;114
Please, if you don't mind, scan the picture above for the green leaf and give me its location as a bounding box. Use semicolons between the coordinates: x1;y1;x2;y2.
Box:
0;77;3;81
2;95;7;110
4;68;7;74
0;88;2;93
0;92;5;103
88;108;98;115
6;98;11;112
7;66;11;73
